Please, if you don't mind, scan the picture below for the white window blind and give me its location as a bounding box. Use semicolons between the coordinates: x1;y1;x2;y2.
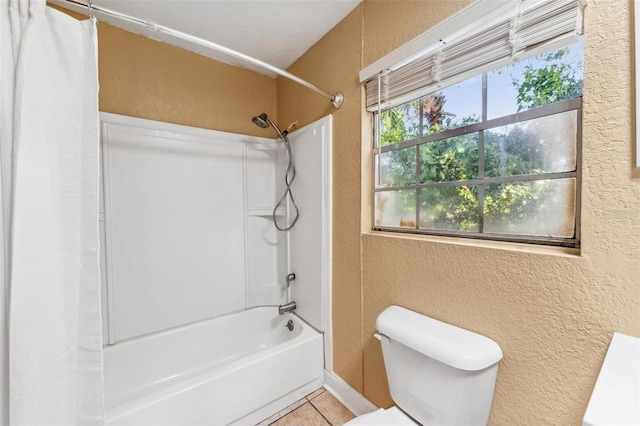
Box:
365;0;586;111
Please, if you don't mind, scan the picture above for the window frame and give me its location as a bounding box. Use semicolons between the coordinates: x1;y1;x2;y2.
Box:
372;75;582;249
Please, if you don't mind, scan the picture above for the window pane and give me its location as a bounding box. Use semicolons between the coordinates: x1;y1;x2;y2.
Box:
419;186;478;231
483;178;575;238
423;75;482;135
487;37;583;119
378;101;421;147
375;190;416;228
376;147;416;188
420;133;479;183
484;111;577;178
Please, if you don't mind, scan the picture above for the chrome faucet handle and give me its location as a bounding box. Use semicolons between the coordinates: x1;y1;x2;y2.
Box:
286;273;296;288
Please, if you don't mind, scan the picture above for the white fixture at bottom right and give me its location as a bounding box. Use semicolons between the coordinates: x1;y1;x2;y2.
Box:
583;332;640;426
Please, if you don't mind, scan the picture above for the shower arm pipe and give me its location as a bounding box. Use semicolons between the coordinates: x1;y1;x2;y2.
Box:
59;0;344;109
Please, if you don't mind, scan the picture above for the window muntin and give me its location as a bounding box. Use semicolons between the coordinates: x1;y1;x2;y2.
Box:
373;40;582;248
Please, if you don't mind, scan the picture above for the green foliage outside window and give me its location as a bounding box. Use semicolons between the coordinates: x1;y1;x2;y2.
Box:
513;48;583;111
375;41;582;239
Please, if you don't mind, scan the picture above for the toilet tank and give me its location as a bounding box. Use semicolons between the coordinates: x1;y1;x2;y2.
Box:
375;306;503;426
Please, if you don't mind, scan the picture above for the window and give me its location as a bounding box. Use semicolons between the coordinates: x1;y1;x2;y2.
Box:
373;39;583;247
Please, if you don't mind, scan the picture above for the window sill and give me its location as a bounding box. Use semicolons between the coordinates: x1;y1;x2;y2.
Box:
363;229;581;258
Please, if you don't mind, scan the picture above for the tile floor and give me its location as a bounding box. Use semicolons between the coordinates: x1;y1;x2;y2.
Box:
256;387;356;426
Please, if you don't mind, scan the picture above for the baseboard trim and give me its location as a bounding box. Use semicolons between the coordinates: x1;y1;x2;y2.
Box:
323;370;378;416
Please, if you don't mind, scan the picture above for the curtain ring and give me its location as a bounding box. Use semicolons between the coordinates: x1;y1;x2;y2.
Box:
87;0;97;23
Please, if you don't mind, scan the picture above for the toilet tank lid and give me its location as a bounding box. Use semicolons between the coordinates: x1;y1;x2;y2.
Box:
376;306;503;371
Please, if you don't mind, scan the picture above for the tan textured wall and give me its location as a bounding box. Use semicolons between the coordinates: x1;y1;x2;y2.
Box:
97;25;277;137
280;0;640;424
277;5;365;390
52;4;276;137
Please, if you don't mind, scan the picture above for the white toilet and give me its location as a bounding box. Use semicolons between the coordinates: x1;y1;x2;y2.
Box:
346;306;503;425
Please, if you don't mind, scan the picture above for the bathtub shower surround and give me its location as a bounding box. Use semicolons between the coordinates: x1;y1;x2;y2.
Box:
99;113;332;424
288;116;333;334
101;113;288;342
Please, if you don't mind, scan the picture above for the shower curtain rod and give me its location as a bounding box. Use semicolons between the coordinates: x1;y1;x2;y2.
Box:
59;0;344;109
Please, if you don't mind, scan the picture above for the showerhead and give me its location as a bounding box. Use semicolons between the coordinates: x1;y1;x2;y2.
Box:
251;112;288;140
252;113;270;129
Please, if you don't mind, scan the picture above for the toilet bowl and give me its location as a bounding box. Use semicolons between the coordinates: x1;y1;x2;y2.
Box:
346;306;503;426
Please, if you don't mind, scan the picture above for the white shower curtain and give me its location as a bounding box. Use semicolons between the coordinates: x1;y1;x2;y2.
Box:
0;0;104;424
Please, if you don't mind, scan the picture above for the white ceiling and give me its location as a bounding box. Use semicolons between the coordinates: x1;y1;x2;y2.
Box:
54;0;361;77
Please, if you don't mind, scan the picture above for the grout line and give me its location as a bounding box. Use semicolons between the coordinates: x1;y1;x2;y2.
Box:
310;389;357;424
262;388;342;426
308;401;334;426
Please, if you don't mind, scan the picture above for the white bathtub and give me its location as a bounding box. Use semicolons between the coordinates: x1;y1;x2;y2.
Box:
104;307;324;425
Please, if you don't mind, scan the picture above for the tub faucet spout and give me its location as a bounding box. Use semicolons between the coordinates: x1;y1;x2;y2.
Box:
278;301;296;315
